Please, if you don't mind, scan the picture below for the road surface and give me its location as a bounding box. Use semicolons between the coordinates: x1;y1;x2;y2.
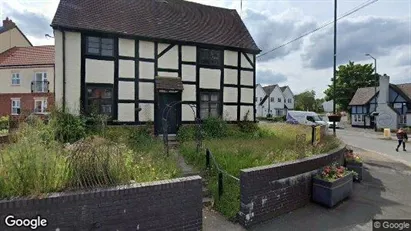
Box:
336;129;411;167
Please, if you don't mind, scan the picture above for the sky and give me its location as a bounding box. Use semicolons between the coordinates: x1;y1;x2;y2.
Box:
0;0;410;98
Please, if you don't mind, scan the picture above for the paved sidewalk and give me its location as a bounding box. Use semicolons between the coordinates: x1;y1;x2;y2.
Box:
251;149;411;231
203;208;245;231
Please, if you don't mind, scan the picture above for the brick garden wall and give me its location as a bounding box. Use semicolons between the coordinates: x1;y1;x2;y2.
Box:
238;145;346;227
0;176;202;231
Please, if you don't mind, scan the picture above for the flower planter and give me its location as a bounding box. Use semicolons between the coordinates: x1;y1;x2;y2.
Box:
345;161;363;182
328;115;342;122
312;172;353;208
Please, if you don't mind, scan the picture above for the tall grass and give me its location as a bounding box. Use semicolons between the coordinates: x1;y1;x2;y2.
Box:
180;122;341;219
0;116;180;200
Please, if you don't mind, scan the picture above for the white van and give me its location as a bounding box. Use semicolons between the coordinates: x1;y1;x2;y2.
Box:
286;110;329;128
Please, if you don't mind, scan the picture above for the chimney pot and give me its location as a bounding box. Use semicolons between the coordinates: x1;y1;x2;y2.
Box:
2;17;16;30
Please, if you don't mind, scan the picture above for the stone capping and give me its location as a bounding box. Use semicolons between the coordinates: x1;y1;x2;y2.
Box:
241;144;347;174
0;175;202;209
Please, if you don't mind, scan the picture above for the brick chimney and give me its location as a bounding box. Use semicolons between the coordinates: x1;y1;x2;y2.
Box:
2;17;16;30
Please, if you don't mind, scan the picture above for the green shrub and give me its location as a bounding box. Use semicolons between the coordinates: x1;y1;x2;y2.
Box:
49;108;86;144
203;117;228;138
176;124;197;142
238;110;258;134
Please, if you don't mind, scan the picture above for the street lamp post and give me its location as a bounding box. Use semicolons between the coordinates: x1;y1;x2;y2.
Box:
365;53;377;131
332;0;337;137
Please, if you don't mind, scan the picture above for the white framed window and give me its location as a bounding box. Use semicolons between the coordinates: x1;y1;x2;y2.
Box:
11;99;21;115
11;73;20;85
33;72;48;92
34;98;48;114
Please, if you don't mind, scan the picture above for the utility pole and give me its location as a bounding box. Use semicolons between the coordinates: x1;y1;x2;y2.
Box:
366;53;377;131
332;0;337;137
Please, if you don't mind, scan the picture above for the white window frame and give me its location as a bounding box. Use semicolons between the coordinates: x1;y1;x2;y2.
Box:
34;98;48;114
11;73;20;86
34;72;48;92
11;98;21;115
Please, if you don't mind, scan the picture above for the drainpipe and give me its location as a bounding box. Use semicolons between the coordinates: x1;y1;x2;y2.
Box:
62;30;66;112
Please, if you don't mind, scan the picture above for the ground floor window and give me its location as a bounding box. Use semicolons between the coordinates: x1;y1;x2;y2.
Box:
34;98;48;114
399;115;407;124
11;99;20;115
200;91;220;119
86;84;113;117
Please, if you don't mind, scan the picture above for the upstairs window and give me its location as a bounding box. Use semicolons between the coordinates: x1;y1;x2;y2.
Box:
278;98;281;102
288;99;292;103
270;97;274;102
198;48;221;66
86;36;114;56
11;73;20;85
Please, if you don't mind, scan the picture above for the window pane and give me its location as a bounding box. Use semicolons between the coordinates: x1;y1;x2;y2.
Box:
88;47;100;54
200;108;208;119
88;36;100;43
210;93;218;101
102;44;113;51
210;108;218;117
88;42;100;48
101;38;113;45
102;89;112;98
101;49;113;56
201;94;209;101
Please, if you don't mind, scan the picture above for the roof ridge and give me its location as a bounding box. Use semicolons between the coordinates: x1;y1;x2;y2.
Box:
177;0;236;11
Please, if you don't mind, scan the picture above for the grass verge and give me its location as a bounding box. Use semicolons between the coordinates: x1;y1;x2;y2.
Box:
180;122;341;219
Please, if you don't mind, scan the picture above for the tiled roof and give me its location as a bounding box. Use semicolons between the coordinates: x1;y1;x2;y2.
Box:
280;86;287;92
155;76;184;91
262;84;278;95
349;83;411;106
349;87;379;106
396;83;411;100
0;46;54;67
51;0;260;52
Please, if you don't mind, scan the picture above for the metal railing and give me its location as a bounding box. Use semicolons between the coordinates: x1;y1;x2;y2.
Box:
31;81;49;93
205;148;239;198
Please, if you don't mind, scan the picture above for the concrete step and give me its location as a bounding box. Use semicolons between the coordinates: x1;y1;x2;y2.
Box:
203;197;214;207
203;186;211;197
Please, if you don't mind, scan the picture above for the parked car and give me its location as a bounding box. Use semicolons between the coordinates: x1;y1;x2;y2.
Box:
286;110;329;129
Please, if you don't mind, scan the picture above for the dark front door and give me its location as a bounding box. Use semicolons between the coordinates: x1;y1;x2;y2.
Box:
370;116;375;128
157;92;181;135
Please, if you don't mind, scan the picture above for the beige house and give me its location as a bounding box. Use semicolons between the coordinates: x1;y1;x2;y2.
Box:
0;18;55;117
0;17;32;53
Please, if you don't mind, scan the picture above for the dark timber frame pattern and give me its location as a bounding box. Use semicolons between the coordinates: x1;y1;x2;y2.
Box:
59;26;257;134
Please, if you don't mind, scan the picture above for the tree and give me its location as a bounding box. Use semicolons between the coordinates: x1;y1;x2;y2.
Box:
295;90;317;111
324;61;378;112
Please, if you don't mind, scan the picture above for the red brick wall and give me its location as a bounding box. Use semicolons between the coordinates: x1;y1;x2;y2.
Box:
0;93;55;117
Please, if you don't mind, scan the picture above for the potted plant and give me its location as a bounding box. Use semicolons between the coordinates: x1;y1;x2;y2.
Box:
344;149;363;182
328;112;342;122
312;162;354;208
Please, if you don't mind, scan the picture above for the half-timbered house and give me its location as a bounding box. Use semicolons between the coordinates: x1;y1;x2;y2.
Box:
51;0;260;135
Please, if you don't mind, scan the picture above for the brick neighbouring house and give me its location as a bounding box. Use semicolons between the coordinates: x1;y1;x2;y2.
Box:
0;18;55;118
